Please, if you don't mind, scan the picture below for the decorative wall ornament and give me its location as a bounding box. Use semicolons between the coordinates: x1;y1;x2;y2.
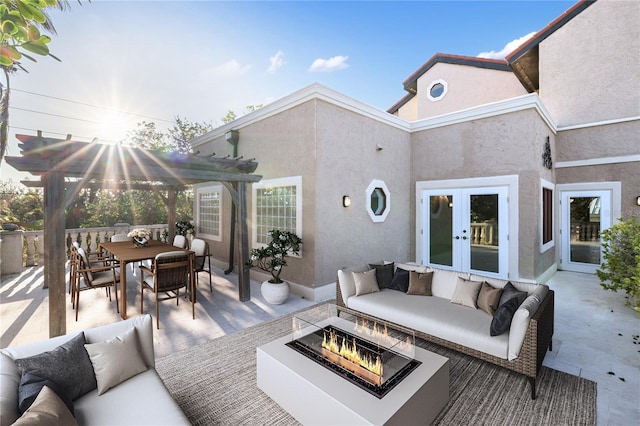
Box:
542;136;553;170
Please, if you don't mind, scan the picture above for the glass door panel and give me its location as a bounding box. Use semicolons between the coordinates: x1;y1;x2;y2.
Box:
469;194;499;273
428;195;454;267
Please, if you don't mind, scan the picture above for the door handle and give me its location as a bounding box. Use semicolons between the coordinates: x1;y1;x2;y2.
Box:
462;236;468;240
454;236;460;240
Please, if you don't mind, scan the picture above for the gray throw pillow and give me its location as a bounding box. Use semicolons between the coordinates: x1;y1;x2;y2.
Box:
477;281;503;316
499;282;527;308
388;268;410;292
407;271;433;296
18;373;74;416
369;263;394;289
490;297;520;336
15;333;97;401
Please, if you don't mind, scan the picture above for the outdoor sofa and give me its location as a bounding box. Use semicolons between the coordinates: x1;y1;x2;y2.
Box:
0;314;189;425
336;262;554;399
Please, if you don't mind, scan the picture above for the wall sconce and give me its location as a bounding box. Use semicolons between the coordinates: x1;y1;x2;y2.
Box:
343;195;351;207
637;195;640;206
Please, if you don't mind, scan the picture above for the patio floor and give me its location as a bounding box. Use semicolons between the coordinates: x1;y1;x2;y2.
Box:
1;264;638;425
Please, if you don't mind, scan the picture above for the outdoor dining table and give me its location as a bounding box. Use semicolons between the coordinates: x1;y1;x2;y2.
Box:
99;239;195;320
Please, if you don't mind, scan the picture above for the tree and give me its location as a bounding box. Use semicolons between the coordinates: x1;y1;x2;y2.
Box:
220;104;263;125
168;115;213;154
0;0;74;161
124;121;170;151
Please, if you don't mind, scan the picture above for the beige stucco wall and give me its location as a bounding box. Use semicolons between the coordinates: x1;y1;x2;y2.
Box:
195;99;412;290
314;100;412;286
414;63;527;120
409;108;556;280
539;0;640;126
555;120;640;162
395;96;418;121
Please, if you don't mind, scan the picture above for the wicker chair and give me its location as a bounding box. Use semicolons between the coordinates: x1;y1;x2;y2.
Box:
191;238;212;292
72;247;120;321
140;251;194;329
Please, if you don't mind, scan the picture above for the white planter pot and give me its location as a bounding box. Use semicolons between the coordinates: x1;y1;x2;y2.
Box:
261;280;290;305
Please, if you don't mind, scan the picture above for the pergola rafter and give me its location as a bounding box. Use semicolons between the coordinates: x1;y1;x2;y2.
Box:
5;132;261;337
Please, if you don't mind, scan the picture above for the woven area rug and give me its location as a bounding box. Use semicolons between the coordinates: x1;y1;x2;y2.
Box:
156;304;596;425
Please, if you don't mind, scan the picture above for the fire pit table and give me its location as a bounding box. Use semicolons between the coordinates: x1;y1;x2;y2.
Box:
257;304;449;425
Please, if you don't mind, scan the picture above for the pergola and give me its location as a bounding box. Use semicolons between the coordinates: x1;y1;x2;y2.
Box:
5;132;261;337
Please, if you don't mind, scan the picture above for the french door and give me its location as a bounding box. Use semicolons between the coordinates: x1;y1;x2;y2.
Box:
560;190;611;273
422;187;509;278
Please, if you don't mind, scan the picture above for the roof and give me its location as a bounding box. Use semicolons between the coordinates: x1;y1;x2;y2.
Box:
507;0;596;92
388;53;511;114
5;133;262;187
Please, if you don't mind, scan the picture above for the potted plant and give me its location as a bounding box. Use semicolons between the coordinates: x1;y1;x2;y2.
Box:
175;221;195;236
246;229;302;304
596;216;640;315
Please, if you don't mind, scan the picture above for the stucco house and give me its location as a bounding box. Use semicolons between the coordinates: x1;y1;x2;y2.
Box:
190;0;639;301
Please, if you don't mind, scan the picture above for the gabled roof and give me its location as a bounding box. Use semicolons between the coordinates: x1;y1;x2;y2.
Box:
506;0;596;92
388;53;510;114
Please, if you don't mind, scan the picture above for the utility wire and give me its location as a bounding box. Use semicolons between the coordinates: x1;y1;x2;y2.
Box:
12;88;175;124
10;106;103;124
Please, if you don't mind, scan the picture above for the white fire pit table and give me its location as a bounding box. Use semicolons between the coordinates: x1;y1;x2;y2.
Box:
257;308;449;425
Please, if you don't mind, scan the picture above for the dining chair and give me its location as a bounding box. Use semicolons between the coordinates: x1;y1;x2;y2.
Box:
110;233;132;243
191;238;212;291
139;251;194;329
73;247;120;321
172;235;187;249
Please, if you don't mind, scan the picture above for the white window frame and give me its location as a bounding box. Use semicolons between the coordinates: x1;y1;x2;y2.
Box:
195;184;223;242
251;176;303;253
366;179;391;223
427;79;448;102
540;178;555;253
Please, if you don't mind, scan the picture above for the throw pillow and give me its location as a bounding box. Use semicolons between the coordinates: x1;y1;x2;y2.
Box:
477;281;503;316
13;386;78;426
407;271;434;296
353;269;380;296
84;327;148;395
499;282;527;308
490;296;521;336
388;267;410;292
450;277;483;308
15;333;97;401
18;373;74;416
368;263;394;289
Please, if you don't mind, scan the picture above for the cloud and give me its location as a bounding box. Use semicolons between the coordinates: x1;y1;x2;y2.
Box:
477;32;536;59
267;50;286;74
209;59;252;77
308;55;349;72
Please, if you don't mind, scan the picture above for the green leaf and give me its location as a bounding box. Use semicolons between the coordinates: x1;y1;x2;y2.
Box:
0;54;14;66
16;1;35;20
21;40;49;56
1;19;17;34
27;24;39;41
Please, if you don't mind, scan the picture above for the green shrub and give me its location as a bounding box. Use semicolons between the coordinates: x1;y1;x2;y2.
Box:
596;216;640;314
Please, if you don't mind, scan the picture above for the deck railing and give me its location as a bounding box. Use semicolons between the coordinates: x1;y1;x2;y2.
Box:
22;224;169;266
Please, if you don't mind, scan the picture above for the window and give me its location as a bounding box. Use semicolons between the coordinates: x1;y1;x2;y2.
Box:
252;176;302;248
196;185;223;242
365;180;390;222
427;79;448;102
540;179;554;252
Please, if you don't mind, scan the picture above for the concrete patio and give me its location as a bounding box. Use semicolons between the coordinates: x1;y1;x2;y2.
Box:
1;264;638;425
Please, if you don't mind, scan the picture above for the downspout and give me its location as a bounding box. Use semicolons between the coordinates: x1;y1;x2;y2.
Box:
225;130;239;275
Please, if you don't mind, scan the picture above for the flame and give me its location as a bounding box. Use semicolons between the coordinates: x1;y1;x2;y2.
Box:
322;329;383;377
353;318;413;352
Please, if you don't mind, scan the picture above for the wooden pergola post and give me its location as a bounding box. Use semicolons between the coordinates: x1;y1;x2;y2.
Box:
43;171;66;338
237;181;250;301
167;188;177;243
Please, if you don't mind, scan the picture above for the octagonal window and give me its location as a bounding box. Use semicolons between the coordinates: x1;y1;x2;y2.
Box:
366;180;390;222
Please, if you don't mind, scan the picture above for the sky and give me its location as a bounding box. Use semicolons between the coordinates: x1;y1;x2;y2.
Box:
1;0;576;185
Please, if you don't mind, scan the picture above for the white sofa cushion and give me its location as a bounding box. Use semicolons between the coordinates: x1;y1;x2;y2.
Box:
337;265;371;303
430;269;470;300
508;284;549;360
348;290;509;359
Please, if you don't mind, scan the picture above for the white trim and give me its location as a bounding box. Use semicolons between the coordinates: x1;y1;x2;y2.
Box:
555;154;640;169
195;184;223;242
540;178;555;253
415;175;519;280
365;179;391;223
426;79;448;102
191;85;559;149
557;116;640;131
410;93;557;134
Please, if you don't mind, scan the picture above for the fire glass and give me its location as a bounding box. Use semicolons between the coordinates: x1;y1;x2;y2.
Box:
287;304;421;399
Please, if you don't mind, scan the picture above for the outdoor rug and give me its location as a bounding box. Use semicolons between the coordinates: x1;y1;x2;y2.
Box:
156;304;596;425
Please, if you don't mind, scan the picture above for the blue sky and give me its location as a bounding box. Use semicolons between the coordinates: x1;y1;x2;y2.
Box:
2;0;575;183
